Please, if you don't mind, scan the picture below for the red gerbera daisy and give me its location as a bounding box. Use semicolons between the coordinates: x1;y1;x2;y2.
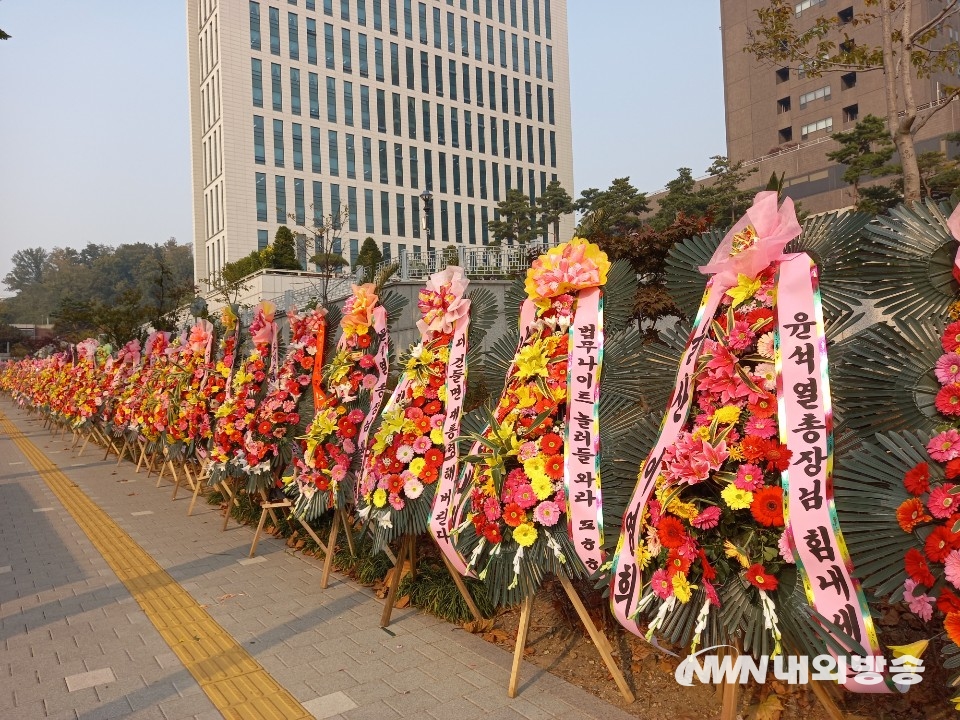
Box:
337;418;357;439
540;432;563;456
905;547;936;587
897;498;932;533
745;563;779;592
666;549;692;578
658;516;687;548
543;454;565;480
423;447;444;466
943;320;960;353
936;384;960;417
482;523;502;543
940;588;960;614
502;503;526;527
746;307;774;333
904;462;931;495
357;332;372;348
750;486;785;527
748;393;777;419
947;459;960;481
945;612;960;646
763;441;792;472
741;436;767;462
926;526;960;563
421;466;439;484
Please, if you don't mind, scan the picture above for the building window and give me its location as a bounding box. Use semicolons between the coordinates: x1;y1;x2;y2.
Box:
842;104;859;123
309;72;320;118
452;154;461;194
256;173;268;221
330;183;341;224
375;38;385;81
358;0;367;25
348;186;358;230
838;6;853;23
776;67;789;84
254;116;266;164
412;195;421;238
419;3;428;44
439;151;447;192
271;62;282;110
546;44;553;81
410;145;419;187
800;117;832;139
404;0;413;39
344;81;354;125
433;6;442;48
451;107;460;146
777;96;791;114
295;178;306;225
290;68;302;115
362;136;373;180
288;12;300;59
274;119;285;167
293;123;304;169
379;140;389;183
381;191;392;233
377;89;386;132
342;28;353;72
394;143;405;185
275;175;287;222
327;77;338;121
437;104;446;144
390;42;400;85
307;18;317;63
250;2;261;50
422;99;431;141
466;157;474;197
328;130;340;175
392;92;402;135
407;96;417;138
841;72;856;90
311;126;322;172
346;133;356;178
324;0;333;14
373;0;382;29
389;0;398;34
397;193;406;235
795;0;825;16
365;188;375;232
325;23;335;68
252;59;264;107
799;85;830;108
359;33;369;76
440;200;449;242
463;63;472;103
778;126;793;143
479;159;487;198
269;7;280;55
258;229;269;250
454;201;463;242
313;180;324;224
361;85;371;128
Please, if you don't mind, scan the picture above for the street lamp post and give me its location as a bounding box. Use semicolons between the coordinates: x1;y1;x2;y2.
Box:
419;187;433;261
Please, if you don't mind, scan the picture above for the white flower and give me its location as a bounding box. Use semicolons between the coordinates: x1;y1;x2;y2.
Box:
404;478;424;499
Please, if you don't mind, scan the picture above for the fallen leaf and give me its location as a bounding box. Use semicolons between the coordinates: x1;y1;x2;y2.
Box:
753;694;783;720
463;619;494;634
394;595;410;609
295;539;306;550
483;629;509;644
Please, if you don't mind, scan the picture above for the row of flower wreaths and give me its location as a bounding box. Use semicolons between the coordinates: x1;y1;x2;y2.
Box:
5;190;960;707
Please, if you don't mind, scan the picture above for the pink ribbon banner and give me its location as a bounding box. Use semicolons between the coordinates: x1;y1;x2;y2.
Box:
776;253;888;693
564;287;605;574
429;306;472;574
354;306;391;461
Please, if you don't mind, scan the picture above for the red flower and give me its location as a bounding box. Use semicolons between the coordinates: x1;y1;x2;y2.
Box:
741;436;767;462
904;463;931;495
357;333;372;348
925;526;960;563
301;355;314;369
337;418;357;439
657;516;687;549
763;441;792;472
257;421;272;435
699;550;717;581
897;498;932;533
947;459;960;481
746;308;774;333
421;466;439;484
945;612;960;646
744;563;779;592
544;454;565;480
936;384;960;416
414;416;431;434
747;393;777;419
482;523;502;544
943;320;960;353
905;548;936;587
424;447;444;466
939;588;960;614
666;549;692;578
540;432;563;455
503;503;526;527
387;474;404;493
750;486;785;527
423;400;442;415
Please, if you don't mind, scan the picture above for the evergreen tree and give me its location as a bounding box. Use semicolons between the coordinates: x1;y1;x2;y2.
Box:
355;237;384;281
271;226;302;270
488;189;540;245
826;114;900;213
534;180;575;243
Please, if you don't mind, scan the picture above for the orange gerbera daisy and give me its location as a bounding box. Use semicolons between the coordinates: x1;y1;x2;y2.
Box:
544;454;565;479
750;486;784;527
748;393;777;419
657;516;687;549
503;503;526;527
540;432;563;455
897;498;932;533
421;467;439;484
945;612;960;646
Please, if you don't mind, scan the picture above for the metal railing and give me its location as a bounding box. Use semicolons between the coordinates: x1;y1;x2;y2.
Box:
373;242;560;281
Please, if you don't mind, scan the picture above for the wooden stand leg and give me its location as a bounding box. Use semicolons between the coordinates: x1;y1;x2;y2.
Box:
135;443;147;473
117;438;130;466
187;475;204;516
321;510;341;590
77;431;91;457
154;457;167;486
221;482;237;531
508;595;535;698
249;506;270;557
439;553;483;622
557;575;635;703
809;680;845;720
340;509;356;556
718;644;740;720
380;536;411;628
170;462;183;499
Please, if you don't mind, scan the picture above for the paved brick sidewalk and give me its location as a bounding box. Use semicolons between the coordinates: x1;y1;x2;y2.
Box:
0;400;636;720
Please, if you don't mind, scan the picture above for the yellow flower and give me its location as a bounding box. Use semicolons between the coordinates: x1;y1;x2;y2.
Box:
721;484;753;510
379;407;406;438
728;443;744;461
524;237;610;305
531;475;554;501
409;457;426;476
888;640;928;666
513;523;538;547
667;499;699;521
635;541;650;570
372;488;388;507
672;573;694;604
723;540;750;568
430;428;444;445
725;273;762;308
438;384;447;401
691;426;711;442
437;345;450;363
515;342;550;381
514;385;537;409
713;405;741;425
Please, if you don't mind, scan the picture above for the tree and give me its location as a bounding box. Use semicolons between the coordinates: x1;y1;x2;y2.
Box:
3;247;49;293
745;0;960;204
222;249;269;284
488;189;540;245
918;147;960;200
355;237;383;282
271;226;302;270
700;156;759;227
535;180;575;243
576;177;650;240
57;289;150;347
826;114;900;211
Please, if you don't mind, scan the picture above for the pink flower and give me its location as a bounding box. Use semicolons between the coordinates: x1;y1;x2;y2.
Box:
359;354;376;369
348;409;365;424
342;438;356;454
533;500;561;526
412;435;432;454
396;445;414;463
362;374;377;390
331;465;347;482
483;497;502;522
691;506;721;529
727;320;756;351
514;484;537;509
518;442;538;462
929;429;960;462
903;578;934;621
937;353;960;385
778;527;795;564
430;414;444;429
735;463;765;491
946;550;960;589
744;415;777;439
703;579;720;606
928;484;959;519
756;332;775;359
651;569;673;600
389;493;405;511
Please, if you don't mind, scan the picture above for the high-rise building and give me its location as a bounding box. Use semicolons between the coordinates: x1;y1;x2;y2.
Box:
186;0;574;290
719;1;960;213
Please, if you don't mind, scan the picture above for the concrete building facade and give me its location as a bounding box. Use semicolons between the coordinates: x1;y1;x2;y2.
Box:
186;0;575;290
719;0;960;213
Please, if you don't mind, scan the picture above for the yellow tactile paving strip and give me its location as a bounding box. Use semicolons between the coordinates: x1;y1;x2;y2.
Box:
0;411;311;720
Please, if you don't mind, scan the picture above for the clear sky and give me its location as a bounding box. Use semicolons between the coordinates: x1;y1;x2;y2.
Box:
0;1;725;294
